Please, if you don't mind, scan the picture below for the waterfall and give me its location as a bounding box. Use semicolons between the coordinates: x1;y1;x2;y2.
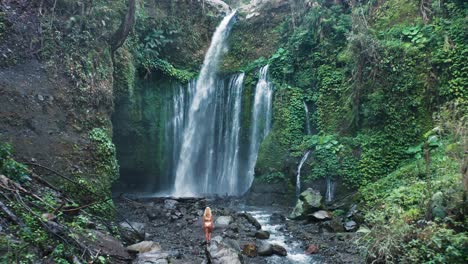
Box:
246;65;274;191
296;150;310;197
325;177;335;202
303;101;311;135
173;11;237;196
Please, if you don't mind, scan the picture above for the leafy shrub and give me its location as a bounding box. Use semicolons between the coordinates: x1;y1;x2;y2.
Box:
0;143;29;182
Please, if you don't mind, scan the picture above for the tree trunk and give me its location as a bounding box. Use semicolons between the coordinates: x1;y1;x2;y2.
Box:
110;0;136;53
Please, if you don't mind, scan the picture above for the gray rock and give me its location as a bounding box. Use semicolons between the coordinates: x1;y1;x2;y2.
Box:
255;230;270;239
257;243;273;256
344;220;357;231
309;210;332;221
127;241;161;253
240;212;261;229
164;199;178;210
215;216;233;228
271;244;287;256
207;236;242;264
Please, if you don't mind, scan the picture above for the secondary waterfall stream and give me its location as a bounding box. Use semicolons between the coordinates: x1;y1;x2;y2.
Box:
296;151;310;197
247;65;274;189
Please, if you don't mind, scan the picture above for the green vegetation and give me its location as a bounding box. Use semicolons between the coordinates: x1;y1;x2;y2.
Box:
0;143;118;263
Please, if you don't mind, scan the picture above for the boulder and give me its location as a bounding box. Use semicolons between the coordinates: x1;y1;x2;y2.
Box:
344;220;357;232
127;241;161;253
255;230;270;239
242;243;257;257
271;244;287;256
239;212;261;229
309;210;332;221
257;243;273;256
163;199;178;210
289;200;306;219
289;188;323;219
305;244;319;254
215;216;233;228
119;222;145;242
207;236;242;264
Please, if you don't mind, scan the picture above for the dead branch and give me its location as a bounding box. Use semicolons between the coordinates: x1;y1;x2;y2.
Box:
0;199;26;227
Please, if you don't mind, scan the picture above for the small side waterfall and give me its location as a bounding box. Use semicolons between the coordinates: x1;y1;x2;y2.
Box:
173;11;238;196
303;101;311;135
325;177;335;202
296;151;310;197
246;65;274;190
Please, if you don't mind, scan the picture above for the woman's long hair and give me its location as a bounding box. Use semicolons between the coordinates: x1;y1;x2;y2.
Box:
203;207;212;219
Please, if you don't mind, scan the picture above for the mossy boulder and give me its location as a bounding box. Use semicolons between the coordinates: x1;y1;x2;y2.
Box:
289;188;323;219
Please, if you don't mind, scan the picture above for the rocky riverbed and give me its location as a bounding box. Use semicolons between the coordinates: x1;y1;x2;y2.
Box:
114;191;362;264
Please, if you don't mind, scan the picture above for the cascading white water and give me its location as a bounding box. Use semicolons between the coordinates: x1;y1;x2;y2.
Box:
303;101;311;135
246;65;274;191
296;150;310;197
173;11;238;196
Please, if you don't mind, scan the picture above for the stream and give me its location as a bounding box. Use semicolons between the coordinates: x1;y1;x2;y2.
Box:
245;207;321;263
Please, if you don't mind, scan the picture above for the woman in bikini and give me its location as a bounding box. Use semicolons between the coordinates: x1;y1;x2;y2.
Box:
202;207;214;243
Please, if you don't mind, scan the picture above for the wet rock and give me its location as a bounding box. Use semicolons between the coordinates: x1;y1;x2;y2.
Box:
257;243;273;256
164;199;178;210
242;243;257;257
270;212;286;223
271;244;287;256
215;216;233;228
239;212;261;230
127;241;161;253
289;188;323;219
309;210;332;221
344;220;357;232
207;236;242;264
306;244;319;254
255;230;270;239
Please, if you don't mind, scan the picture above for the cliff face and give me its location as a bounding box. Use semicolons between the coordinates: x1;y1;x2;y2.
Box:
0;0;232;193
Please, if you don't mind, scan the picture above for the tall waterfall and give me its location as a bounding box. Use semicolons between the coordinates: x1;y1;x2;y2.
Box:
173;11;239;196
246;65;274;190
296;150;310;197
